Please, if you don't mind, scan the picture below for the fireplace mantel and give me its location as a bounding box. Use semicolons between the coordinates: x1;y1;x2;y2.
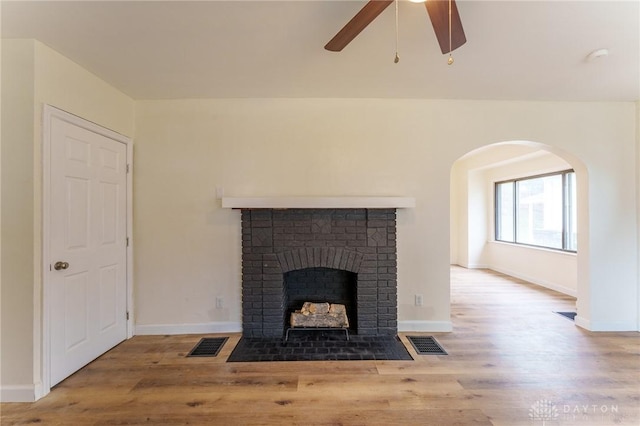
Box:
221;197;415;209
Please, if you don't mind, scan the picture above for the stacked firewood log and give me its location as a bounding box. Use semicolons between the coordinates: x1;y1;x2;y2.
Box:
290;302;349;328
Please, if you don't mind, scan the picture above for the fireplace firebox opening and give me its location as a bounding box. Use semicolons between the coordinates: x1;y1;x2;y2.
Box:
284;267;357;332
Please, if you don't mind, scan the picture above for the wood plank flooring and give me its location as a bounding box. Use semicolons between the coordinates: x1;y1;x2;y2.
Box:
2;267;639;425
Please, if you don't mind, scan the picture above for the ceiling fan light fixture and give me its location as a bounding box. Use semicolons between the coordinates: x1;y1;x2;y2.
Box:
324;0;466;54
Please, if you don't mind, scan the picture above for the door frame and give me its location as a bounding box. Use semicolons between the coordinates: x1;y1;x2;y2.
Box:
40;104;133;398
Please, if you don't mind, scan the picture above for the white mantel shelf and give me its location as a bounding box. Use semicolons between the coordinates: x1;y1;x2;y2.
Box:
221;197;415;209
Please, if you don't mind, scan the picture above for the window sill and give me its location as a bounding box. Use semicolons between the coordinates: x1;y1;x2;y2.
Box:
489;240;577;256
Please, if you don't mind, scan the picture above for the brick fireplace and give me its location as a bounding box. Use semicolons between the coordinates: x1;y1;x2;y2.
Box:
240;208;398;338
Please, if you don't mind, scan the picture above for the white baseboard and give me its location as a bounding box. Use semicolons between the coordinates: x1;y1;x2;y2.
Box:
34;381;46;401
399;320;453;332
136;321;457;335
134;321;242;335
459;263;489;269
0;384;36;402
489;266;577;297
574;315;638;332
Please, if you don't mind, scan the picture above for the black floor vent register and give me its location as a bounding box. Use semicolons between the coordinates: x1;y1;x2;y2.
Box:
406;336;448;355
187;337;228;357
554;311;577;321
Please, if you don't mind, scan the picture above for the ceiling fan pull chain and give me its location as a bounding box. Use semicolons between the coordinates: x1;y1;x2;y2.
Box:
394;0;400;63
447;0;454;65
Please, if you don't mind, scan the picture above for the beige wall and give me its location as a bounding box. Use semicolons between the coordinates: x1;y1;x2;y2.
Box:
1;39;36;395
1;40;134;401
134;99;638;334
637;101;640;331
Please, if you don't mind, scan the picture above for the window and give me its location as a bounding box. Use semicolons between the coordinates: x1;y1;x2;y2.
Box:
495;170;576;252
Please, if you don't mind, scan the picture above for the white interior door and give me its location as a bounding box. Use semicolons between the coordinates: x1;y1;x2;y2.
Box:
49;115;128;386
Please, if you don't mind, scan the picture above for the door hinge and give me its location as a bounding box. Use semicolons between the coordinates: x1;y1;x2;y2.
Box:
126;237;129;247
126;311;130;320
126;164;130;173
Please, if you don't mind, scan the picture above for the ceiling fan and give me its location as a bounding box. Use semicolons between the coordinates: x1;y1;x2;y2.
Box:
325;0;466;55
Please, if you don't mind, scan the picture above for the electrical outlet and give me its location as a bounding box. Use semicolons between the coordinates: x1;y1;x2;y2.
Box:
216;297;224;309
415;294;423;307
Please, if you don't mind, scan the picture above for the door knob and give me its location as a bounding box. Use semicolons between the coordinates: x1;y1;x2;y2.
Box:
54;261;69;270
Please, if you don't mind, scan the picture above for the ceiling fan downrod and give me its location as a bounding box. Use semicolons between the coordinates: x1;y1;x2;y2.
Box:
394;0;400;63
448;0;454;65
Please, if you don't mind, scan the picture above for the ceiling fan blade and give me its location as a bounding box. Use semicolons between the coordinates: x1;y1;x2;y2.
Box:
325;0;394;52
425;0;467;54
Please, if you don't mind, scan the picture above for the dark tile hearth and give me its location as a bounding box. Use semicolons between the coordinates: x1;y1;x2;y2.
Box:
226;332;413;362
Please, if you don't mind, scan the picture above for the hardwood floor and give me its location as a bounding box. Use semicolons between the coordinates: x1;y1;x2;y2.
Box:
2;267;639;425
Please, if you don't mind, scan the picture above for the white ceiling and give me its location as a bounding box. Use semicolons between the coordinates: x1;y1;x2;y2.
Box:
2;0;639;101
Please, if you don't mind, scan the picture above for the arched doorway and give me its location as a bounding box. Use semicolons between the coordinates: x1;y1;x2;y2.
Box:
450;141;587;324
